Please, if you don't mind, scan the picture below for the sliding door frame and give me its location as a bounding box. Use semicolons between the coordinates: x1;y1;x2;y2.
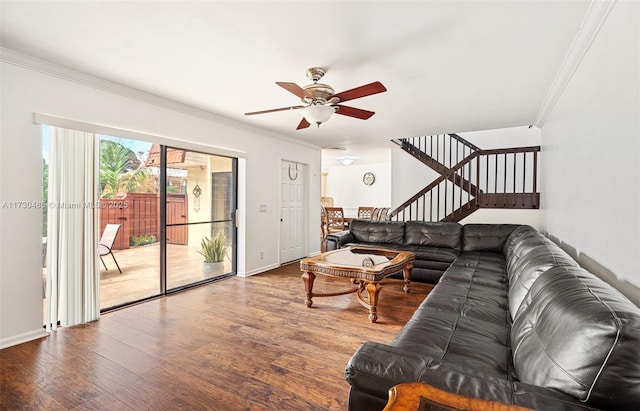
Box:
35;114;244;312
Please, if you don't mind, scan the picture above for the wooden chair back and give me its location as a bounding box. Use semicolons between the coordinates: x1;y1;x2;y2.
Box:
320;207;328;236
325;207;346;233
372;207;390;221
357;207;375;220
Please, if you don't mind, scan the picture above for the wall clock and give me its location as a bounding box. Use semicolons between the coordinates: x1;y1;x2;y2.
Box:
363;172;376;186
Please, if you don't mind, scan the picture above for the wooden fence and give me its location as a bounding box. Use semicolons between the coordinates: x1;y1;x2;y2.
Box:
99;193;187;250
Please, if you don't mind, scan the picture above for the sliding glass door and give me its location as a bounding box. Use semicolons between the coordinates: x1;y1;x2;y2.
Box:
98;136;161;309
97;140;237;308
163;147;237;291
43;127;238;315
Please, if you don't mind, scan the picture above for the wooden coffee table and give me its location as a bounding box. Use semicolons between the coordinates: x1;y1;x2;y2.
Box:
299;247;415;322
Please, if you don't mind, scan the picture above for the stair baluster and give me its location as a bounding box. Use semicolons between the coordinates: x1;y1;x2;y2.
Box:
389;143;540;222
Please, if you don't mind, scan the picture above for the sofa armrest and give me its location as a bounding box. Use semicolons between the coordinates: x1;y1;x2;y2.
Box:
325;231;353;251
345;342;428;400
416;359;597;410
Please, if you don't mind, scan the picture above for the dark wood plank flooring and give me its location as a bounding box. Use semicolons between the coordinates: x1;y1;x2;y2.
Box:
1;262;433;410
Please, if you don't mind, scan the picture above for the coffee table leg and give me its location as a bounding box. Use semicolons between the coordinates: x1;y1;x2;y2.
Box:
403;263;413;294
301;271;316;308
365;282;381;323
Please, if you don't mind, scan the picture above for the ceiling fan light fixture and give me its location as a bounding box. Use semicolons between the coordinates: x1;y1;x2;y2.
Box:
336;156;359;166
302;104;335;127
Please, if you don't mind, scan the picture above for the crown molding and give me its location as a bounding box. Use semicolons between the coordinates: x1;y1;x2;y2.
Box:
533;0;617;128
0;47;320;150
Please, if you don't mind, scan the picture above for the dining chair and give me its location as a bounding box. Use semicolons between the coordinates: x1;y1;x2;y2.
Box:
372;207;390;221
320;207;329;250
377;207;390;221
325;207;348;233
357;207;375;220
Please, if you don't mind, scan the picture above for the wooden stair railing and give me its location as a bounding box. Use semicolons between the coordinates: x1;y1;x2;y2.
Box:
388;146;540;222
392;134;482;196
392;134;481;169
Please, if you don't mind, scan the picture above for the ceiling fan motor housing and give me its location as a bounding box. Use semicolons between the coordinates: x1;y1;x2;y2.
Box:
302;83;335;104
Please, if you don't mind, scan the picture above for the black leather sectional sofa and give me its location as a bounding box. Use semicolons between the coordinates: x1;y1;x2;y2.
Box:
326;219;464;283
327;221;640;410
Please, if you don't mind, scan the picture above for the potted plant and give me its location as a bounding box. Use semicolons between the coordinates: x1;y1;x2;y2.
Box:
198;231;229;277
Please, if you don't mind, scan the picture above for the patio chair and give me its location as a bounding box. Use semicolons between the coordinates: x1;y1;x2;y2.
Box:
99;224;122;273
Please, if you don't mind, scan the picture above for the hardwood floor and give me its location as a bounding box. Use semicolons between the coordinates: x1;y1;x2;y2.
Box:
3;262;433;410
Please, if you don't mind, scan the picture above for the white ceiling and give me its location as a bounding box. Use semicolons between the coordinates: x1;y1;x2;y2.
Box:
1;1;590;149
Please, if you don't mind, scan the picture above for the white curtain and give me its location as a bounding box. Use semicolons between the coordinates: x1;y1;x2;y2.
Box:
45;127;100;331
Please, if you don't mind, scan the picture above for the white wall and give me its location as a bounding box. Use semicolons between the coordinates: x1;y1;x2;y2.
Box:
457;126;541;150
324;162;392;217
541;1;640;299
391;126;541;227
0;53;321;348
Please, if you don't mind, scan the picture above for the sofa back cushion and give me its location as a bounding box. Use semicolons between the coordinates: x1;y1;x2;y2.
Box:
511;265;640;409
349;220;405;245
504;229;578;319
404;221;462;250
503;225;539;270
462;224;521;253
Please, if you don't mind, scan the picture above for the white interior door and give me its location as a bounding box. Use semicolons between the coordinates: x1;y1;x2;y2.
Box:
280;160;305;263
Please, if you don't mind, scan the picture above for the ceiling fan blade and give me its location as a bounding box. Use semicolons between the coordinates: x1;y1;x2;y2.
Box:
296;118;310;130
333;81;387;103
244;105;305;116
334;105;375;120
276;82;313;99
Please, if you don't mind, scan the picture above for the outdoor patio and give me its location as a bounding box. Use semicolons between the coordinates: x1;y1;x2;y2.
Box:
100;242;233;309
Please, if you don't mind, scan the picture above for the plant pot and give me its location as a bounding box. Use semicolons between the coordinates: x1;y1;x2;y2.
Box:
202;261;225;277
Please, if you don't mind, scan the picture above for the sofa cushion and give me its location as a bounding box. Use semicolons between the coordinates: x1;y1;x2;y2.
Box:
349;219;405;245
462;224;521;253
511;265;640;410
506;235;578;319
342;242;404;251
395;244;460;263
411;259;451;271
416;360;602;411
402;267;446;283
503;225;539;271
404;221;462;251
441;252;509;290
391;273;513;382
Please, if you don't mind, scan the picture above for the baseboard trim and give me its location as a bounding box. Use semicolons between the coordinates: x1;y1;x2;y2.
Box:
238;262;280;277
0;328;48;350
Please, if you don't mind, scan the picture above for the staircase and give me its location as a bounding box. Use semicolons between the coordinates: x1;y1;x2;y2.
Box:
390;134;540;222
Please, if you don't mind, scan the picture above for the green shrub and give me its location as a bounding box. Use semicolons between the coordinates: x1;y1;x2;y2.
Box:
130;234;157;247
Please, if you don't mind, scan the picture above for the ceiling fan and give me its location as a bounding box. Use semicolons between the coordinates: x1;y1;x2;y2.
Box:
244;67;387;130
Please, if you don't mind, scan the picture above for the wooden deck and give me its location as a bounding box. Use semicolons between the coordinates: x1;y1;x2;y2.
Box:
6;263;433;410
